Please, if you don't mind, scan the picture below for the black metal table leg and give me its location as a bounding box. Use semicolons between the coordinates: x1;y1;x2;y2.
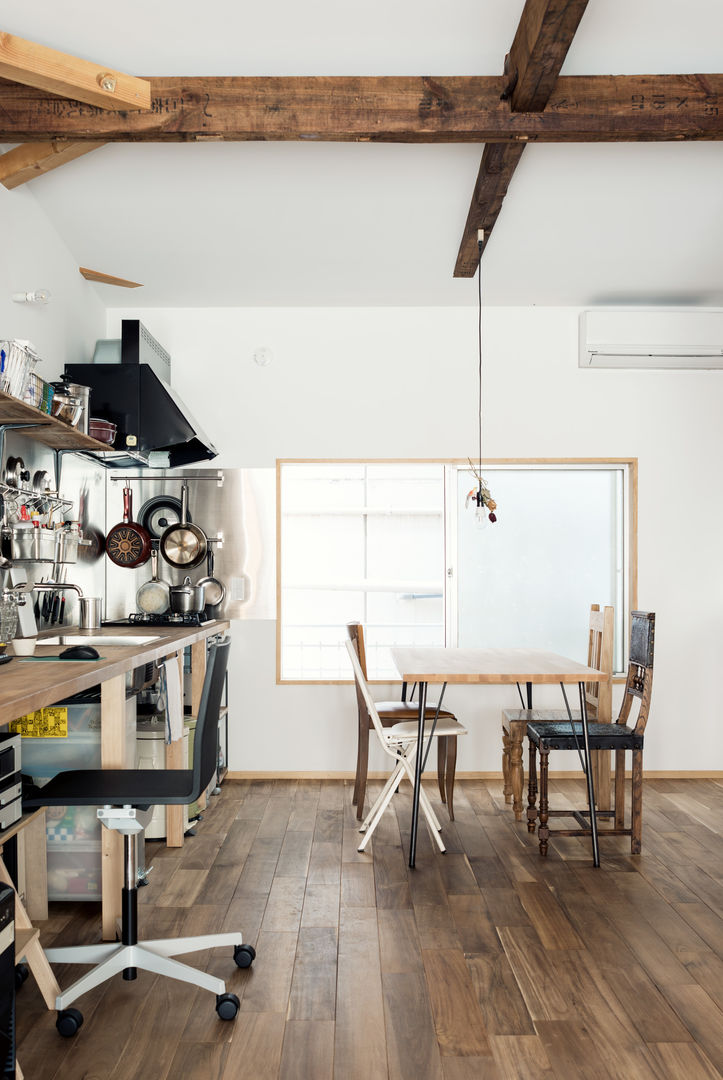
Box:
408;680;427;868
578;681;600;867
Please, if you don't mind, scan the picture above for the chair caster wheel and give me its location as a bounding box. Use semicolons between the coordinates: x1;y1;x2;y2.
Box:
233;944;256;969
216;992;240;1020
15;963;29;990
56;1008;84;1037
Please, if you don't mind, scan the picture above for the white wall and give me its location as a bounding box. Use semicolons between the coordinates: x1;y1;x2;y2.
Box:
0;186;105;379
107;305;723;776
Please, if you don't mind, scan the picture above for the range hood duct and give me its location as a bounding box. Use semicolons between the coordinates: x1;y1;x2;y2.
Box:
66;321;217;468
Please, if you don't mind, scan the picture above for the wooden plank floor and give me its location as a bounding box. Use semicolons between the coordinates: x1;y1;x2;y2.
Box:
16;777;723;1079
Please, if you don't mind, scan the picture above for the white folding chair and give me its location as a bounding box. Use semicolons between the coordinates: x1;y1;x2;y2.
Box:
345;640;467;853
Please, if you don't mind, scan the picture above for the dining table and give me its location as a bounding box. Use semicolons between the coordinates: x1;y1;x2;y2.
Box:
390;647;608;868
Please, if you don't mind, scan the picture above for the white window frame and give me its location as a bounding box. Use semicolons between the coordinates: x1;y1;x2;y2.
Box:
276;458;637;684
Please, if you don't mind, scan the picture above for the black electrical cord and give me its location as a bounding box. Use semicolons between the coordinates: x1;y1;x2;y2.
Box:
477;238;483;502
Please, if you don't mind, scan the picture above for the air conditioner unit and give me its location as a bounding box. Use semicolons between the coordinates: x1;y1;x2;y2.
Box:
579;309;723;369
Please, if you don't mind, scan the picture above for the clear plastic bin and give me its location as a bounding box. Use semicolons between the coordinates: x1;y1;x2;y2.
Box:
47;841;102;901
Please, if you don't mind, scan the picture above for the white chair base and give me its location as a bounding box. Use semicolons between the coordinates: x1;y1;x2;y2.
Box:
47;931;244;1010
358;748;446;854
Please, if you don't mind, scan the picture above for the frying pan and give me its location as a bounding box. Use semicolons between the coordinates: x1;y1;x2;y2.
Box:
106;487;152;568
159;484;207;569
197;547;226;617
139;495;190;541
136;546;171;614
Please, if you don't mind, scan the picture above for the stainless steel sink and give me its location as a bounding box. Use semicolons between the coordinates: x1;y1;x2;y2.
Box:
39;635;161;647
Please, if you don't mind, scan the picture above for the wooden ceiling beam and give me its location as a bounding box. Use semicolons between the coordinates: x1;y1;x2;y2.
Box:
455;0;590;277
505;0;590;111
0;74;720;143
0;31;150;111
0;140;105;189
79;267;142;288
454;144;527;277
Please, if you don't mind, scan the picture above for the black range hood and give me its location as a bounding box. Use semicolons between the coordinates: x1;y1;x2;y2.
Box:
65;321;217;468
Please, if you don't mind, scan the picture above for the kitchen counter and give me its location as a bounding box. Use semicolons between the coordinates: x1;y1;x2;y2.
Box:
2;620;230;938
0;622;230;725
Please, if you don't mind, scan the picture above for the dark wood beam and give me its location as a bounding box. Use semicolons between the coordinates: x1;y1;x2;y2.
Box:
456;0;590;277
0;74;720;143
506;0;590;111
454;144;526;277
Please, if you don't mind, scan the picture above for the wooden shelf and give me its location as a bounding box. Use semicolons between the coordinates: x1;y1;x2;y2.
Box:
0;389;112;452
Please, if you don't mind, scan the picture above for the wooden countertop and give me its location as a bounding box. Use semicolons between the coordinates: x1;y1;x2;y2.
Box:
0;621;230;725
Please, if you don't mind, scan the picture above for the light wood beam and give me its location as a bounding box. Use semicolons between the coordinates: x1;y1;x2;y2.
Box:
0;31;150;110
79;267;143;288
456;0;590;277
0;139;105;189
0;74;720;143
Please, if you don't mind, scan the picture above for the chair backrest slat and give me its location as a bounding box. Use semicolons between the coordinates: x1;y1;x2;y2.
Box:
585;604;614;723
345;639;388;742
617;611;655;735
193;638;231;798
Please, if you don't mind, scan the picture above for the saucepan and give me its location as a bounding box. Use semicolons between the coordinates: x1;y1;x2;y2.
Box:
159;485;207;569
136;547;171;615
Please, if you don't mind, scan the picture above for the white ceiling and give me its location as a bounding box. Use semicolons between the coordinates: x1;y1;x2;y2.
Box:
1;0;723;307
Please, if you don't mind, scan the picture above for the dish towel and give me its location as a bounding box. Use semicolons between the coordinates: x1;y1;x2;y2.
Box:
162;658;184;744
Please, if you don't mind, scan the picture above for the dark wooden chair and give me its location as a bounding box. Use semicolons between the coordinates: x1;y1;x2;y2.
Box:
346;622;461;820
526;611;655;857
501;604;614;820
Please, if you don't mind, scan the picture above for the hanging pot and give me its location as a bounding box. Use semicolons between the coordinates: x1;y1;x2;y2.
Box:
159;484;207;569
197;547;226;618
106;487;152;568
136;546;171;614
139;495;190;541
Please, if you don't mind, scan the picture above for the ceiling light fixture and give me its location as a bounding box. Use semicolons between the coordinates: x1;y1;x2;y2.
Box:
12;289;52;305
465;231;497;527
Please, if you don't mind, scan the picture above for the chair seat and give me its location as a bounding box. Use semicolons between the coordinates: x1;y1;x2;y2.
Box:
388;718;467;740
527;721;642;751
376;701;456;722
23;768;196;808
503;708;587;726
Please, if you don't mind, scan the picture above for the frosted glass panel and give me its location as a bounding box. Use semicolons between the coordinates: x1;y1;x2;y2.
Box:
457;468;623;667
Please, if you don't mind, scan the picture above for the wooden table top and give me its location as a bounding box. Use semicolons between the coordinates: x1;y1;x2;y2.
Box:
0;621;230;725
391;646;605;685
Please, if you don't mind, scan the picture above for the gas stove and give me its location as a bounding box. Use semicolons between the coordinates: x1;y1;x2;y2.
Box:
105;612;212;627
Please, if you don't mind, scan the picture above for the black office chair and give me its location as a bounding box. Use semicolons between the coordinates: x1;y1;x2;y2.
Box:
22;637;255;1037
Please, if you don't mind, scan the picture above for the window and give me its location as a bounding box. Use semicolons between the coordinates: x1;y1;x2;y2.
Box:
277;460;635;681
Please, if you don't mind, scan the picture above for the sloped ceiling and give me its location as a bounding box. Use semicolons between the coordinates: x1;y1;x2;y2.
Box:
1;0;722;307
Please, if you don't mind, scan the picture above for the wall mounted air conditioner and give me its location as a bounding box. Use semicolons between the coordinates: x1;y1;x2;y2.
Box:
579;309;723;369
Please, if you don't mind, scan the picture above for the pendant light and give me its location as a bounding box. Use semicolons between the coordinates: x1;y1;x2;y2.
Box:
465;232;497;526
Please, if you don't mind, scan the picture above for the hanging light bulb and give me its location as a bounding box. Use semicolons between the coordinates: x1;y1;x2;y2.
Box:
468;231;497;526
12;289;51;305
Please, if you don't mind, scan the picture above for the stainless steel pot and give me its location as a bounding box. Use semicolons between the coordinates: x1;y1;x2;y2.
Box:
4;521;36;561
51;378;90;433
169;576;205;614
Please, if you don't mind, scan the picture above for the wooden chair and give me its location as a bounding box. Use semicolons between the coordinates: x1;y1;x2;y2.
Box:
526;611;655;856
345;639;467;852
347;622;461;821
501;604;614;820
